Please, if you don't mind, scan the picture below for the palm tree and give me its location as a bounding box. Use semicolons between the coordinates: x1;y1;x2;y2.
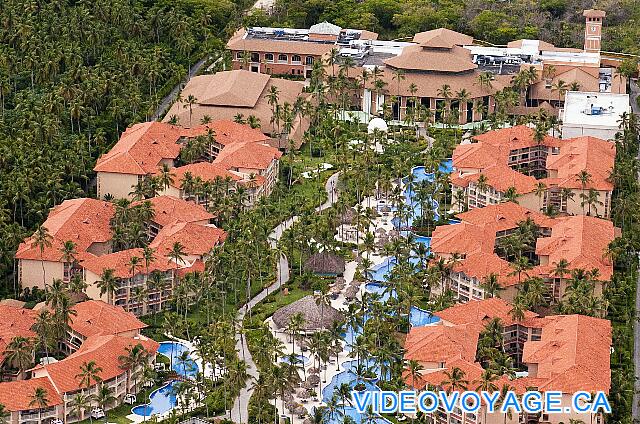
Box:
76;360;103;390
502;186;519;204
71;393;92;422
95;385;117;416
28;387;49;424
1;336;34;377
183;94;198;127
118;343;150;395
551;79;568;106
97;268;118;304
31;225;52;288
534;182;547;211
576;170;592;214
480;273;504;298
405;359;424;390
0;403;10;424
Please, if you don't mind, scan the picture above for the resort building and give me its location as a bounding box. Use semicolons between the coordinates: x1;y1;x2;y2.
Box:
430;202;616;303
451;126;615;218
16;194;226;315
0;300;158;424
162;70;308;147
405;299;611;424
15;198;114;290
227;23;378;77
0;305;38;380
561;91;631;140
95;120;281;201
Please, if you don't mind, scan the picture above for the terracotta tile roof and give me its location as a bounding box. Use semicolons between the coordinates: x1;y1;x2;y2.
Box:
404;323;480;364
170;162;240;189
507;39;556;50
181;71;270;108
412;28;474;48
177;259;205;277
522;314;611;393
452;142;508;170
70;301;147;338
81;248;174;279
430;222;493;256
150;222;227;257
534;215;615;280
0;305;37;363
410;358;485;391
0;377;63;411
453;252;521;287
462;165;539;194
384;44;477;73
227;28;335;56
435;298;538;327
456;202;552;232
163;72;308;144
134;196;213;227
15;198;114;262
182;120;270;146
42;334;158;393
472;125;562;149
583;9;606;18
94;122;185;175
214;141;282;171
544;136;615;191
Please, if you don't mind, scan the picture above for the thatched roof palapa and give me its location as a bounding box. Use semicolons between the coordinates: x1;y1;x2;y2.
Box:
272;295;344;331
304;252;346;276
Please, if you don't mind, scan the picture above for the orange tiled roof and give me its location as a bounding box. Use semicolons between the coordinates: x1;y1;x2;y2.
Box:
472;125;562;149
522;314;611;393
534;215;615;280
41;334;159;393
70;301;147;338
435;298;538;327
214;141;282;171
150;222;227;257
430;222;494;256
463;165;539;194
410;358;485;391
453;252;521;287
544;136;615;191
404;323;480;364
456;202;552;232
170;162;240;189
0;377;63;411
181;120;270;146
134;195;213;227
384;44;477;73
94;122;185;175
0;305;37;363
412;28;473;48
81;248;175;279
15;198;114;262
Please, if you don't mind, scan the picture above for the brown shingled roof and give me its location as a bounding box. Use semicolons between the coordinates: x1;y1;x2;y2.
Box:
384;44;477;73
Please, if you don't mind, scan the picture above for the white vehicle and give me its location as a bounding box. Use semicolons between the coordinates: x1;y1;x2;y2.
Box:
91;408;105;419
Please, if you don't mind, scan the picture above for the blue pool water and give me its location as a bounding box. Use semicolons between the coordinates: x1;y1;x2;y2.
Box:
280;354;310;365
131;381;179;416
132;341;199;417
157;341;199;378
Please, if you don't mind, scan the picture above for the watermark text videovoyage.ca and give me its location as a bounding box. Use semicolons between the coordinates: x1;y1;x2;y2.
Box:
350;390;611;415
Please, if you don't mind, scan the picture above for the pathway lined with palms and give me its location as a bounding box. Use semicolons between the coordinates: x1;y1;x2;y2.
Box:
230;172;340;423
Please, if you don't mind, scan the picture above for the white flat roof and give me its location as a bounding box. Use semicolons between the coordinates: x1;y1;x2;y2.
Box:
562;91;630;127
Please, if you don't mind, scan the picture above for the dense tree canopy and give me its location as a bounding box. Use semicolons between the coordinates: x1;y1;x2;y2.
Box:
0;0;248;294
248;0;640;54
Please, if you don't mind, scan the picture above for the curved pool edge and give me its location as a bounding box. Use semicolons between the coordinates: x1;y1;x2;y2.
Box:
130;380;177;418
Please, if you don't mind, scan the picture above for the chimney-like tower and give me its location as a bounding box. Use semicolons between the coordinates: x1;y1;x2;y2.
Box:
583;9;606;53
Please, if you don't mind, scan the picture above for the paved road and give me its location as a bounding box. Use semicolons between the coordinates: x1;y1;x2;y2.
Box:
152;57;209;121
230;172;340;423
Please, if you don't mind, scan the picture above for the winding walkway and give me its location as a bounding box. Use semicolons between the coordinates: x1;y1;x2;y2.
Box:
230;172;341;423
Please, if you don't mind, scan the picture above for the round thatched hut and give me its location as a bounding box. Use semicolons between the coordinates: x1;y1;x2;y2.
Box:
272;295;344;331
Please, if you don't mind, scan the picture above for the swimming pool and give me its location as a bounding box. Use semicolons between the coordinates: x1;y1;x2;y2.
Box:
280;354;310;365
132;341;199;417
157;341;199;378
131;381;179;417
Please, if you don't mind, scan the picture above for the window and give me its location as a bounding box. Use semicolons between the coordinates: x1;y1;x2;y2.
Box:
265;53;274;62
305;56;314;65
292;55;301;63
278;54;288;63
251;52;259;62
